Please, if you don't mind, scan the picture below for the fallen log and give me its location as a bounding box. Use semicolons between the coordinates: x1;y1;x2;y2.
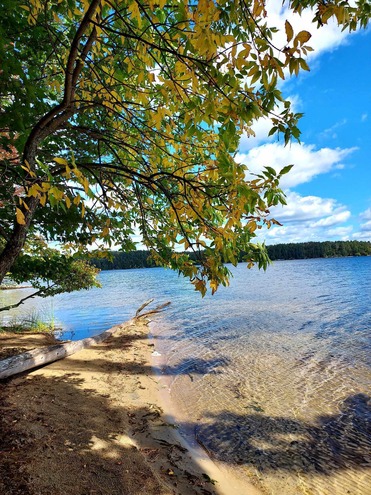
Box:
0;299;170;380
0;322;128;380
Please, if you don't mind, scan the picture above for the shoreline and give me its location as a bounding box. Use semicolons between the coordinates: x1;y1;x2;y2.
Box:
0;319;260;495
148;322;262;495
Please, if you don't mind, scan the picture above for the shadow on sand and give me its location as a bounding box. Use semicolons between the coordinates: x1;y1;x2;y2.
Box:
1;328;370;495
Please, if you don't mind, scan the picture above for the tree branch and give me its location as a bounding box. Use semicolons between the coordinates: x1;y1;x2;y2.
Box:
0;288;45;313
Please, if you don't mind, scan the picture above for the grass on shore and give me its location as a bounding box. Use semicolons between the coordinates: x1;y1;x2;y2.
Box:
0;311;59;335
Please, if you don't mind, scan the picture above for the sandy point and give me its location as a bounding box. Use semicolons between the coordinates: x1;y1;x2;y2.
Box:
0;319;261;495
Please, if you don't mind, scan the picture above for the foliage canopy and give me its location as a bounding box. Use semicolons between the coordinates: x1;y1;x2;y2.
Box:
0;0;369;296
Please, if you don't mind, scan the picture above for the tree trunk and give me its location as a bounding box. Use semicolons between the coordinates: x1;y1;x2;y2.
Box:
0;3;101;285
0;196;39;284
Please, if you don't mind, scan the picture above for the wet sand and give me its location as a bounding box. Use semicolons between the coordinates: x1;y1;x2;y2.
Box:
157;328;371;495
0;320;259;495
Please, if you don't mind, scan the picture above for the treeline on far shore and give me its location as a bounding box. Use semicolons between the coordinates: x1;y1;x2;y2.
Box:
266;240;371;260
91;240;371;271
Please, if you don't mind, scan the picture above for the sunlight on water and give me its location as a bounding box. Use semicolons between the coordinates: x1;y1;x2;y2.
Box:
1;257;370;494
152;258;371;495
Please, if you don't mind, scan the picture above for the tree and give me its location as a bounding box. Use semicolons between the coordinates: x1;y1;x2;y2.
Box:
0;0;369;297
0;235;100;313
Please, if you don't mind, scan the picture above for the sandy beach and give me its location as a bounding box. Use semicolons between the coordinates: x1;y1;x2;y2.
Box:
0;319;260;495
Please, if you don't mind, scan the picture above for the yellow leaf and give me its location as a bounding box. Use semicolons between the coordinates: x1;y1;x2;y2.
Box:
41;182;51;191
127;1;142;27
27;184;41;197
27;14;36;25
53;157;68;166
285;20;294;42
81;176;90;194
295;30;311;46
49;187;64;201
252;0;265;18
16;208;26;225
64;165;71;178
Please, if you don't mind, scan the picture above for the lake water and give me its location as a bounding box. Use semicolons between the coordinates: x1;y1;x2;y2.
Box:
1;257;370;494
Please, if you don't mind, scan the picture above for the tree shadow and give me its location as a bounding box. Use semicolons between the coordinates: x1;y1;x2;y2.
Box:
1;324;370;495
0;373;217;495
45;331;231;377
191;393;371;475
48;355;230;380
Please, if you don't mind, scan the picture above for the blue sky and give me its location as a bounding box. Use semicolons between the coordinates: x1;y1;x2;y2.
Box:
236;2;371;245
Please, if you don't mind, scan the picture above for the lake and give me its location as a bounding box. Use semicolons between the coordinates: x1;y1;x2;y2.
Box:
1;257;370;494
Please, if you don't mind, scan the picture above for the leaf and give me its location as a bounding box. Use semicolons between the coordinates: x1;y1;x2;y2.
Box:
299;58;310;71
101;227;109;237
53;157;68;165
210;279;218;295
265;166;276;176
268;126;278;137
28;184;41;197
16;208;26;225
279;164;294;176
127;1;142;27
285;20;294;42
295;30;311;46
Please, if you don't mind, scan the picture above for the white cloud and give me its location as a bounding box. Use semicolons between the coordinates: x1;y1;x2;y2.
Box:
360;207;371;220
327;226;353;237
360;219;371;232
239;117;274;152
352;209;371;240
349;208;371;240
352;231;371;240
254;191;353;244
312;210;351;227
270;191;350;224
361;113;368;122
237;142;356;188
261;222;352;244
320;119;348;140
270;192;338;222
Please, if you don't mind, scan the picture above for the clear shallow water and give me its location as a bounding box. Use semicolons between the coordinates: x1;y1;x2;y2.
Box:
1;257;370;494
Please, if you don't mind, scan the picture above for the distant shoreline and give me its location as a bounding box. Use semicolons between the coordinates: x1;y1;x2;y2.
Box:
92;243;371;272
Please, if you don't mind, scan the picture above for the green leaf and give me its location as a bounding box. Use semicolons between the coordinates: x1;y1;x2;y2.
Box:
279;164;294;176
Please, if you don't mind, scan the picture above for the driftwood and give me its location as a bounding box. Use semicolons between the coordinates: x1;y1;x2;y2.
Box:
0;299;170;380
135;298;155;317
0;323;126;380
135;299;171;319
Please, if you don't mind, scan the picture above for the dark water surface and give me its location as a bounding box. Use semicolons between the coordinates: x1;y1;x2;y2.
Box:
1;257;370;494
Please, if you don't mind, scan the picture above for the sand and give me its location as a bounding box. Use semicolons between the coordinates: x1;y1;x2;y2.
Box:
0;320;260;495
